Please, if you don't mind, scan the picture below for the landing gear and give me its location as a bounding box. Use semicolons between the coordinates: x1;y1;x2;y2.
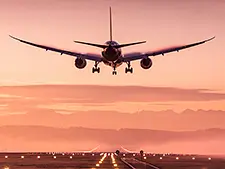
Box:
92;61;100;73
125;62;133;73
112;66;117;75
112;71;117;75
92;67;100;73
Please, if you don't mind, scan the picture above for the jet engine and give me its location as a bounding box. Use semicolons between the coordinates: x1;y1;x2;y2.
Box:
140;58;152;69
74;58;87;69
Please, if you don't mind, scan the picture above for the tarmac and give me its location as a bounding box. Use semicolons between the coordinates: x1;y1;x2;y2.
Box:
0;152;225;169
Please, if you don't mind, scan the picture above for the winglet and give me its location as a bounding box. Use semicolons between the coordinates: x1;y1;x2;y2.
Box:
205;36;215;42
9;35;21;42
9;35;16;39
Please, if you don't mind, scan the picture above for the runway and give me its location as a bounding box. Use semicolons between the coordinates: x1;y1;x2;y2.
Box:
0;152;225;169
121;157;160;169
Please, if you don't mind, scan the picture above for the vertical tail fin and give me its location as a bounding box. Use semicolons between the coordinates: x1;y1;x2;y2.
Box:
109;7;113;41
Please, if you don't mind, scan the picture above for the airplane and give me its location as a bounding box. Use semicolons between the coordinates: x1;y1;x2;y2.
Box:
9;7;215;75
50;145;100;155
120;146;145;154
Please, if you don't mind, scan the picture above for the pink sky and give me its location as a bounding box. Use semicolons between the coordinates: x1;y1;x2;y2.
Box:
0;0;224;89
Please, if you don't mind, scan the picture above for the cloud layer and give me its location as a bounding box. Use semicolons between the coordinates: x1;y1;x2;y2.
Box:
1;85;225;104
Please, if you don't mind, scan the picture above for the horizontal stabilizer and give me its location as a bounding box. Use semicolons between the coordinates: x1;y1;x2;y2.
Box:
114;41;146;48
74;40;108;48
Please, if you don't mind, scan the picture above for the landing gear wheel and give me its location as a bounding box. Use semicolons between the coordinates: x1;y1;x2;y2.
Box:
92;61;100;73
92;67;100;73
125;61;133;73
112;71;117;75
130;67;133;73
125;67;133;73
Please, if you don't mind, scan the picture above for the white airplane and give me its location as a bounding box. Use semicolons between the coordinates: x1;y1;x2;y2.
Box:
10;7;215;75
120;146;146;154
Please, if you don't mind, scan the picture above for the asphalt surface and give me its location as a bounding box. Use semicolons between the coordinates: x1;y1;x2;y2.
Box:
0;152;224;169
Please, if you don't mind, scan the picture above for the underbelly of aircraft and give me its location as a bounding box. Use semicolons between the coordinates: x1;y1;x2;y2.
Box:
103;60;123;68
103;54;119;61
102;47;121;61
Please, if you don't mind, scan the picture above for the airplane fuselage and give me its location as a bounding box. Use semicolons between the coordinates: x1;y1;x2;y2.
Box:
102;41;123;68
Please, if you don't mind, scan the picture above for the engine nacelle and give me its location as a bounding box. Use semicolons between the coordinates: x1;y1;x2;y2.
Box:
140;58;152;69
75;58;87;69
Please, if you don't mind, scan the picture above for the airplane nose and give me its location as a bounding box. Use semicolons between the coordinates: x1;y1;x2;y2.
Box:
103;46;119;61
105;46;117;55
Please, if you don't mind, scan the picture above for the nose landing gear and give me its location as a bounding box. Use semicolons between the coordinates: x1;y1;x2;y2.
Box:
112;66;117;75
112;71;117;75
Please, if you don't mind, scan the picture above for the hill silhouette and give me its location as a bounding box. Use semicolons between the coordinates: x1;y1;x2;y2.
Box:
0;109;225;130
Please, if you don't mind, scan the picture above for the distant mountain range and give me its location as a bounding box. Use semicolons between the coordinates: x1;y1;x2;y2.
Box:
0;109;225;130
1;125;224;144
0;125;225;154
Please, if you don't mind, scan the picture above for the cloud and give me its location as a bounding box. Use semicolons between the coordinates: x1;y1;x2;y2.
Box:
0;85;225;105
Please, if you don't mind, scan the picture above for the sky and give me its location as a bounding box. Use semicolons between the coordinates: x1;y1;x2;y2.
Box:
0;0;225;113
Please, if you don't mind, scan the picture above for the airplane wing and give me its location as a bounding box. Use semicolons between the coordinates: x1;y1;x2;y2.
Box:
122;37;215;62
9;35;102;62
72;145;100;153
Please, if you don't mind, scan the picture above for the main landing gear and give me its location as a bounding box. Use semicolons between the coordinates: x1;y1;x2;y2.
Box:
92;61;100;73
125;62;133;73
